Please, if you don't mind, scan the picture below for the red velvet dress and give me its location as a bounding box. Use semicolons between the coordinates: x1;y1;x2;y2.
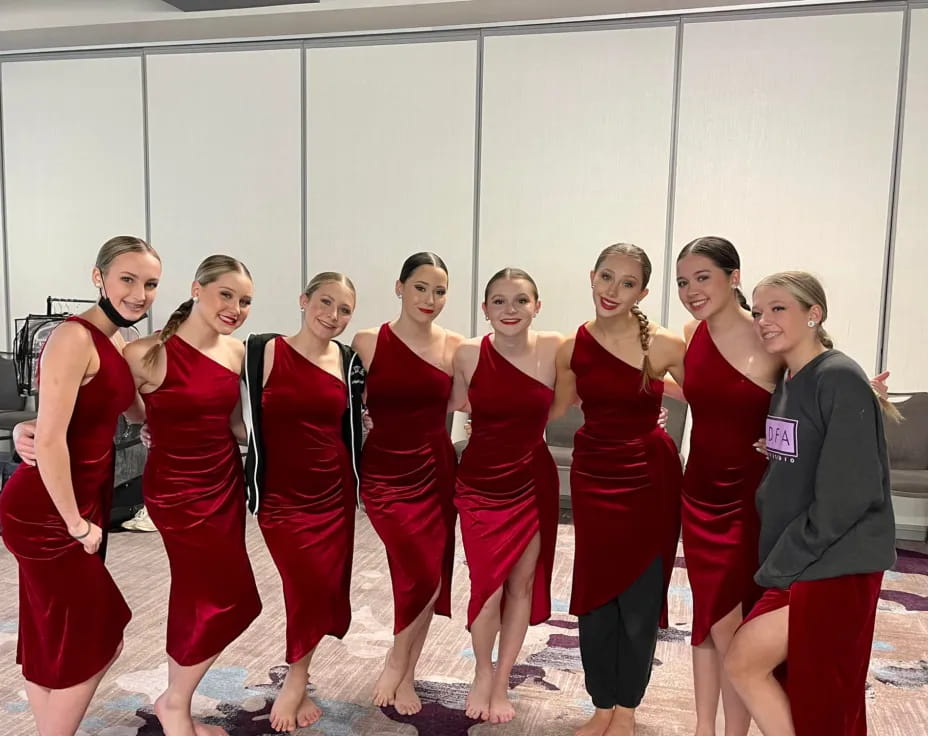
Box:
142;336;261;666
258;337;355;662
569;325;682;619
742;572;883;736
0;317;134;688
682;320;769;644
455;335;558;628
360;324;456;633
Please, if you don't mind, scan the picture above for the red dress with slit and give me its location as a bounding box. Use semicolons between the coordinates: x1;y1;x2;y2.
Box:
742;572;883;736
0;316;133;688
455;335;558;628
142;336;261;666
360;324;457;633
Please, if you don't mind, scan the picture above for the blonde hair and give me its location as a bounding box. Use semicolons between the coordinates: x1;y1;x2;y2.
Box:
96;235;160;274
754;270;901;422
594;243;655;390
143;254;251;365
304;271;356;300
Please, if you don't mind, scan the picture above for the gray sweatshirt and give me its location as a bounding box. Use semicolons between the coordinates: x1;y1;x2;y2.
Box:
755;350;896;589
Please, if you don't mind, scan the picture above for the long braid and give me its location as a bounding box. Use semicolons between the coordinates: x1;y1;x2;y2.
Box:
630;304;653;391
142;299;194;366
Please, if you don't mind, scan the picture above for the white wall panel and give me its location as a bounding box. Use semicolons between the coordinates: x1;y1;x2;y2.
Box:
887;8;928;391
306;41;478;337
147;48;302;335
0;132;6;350
672;11;904;373
1;57;145;342
479;26;677;335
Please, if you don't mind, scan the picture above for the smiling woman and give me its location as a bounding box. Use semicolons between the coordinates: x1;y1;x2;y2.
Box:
122;254;262;736
351;252;463;717
551;243;683;736
0;235;161;736
451;267;562;725
240;271;366;733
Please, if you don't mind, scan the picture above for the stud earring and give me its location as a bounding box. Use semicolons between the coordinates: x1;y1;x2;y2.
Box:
807;320;816;328
193;296;198;303
300;307;305;312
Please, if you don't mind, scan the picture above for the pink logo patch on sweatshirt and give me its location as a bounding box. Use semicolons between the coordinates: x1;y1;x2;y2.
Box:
766;416;797;458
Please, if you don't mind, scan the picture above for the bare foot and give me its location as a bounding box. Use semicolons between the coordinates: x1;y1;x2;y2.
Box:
575;708;615;736
193;725;229;736
488;687;515;724
296;695;322;727
269;680;305;733
604;706;635;736
394;680;422;716
464;668;493;721
372;648;405;708
154;692;197;736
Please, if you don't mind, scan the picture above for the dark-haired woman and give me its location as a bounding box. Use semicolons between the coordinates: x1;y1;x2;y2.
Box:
552;243;684;736
451;268;562;725
124;255;261;736
241;272;365;733
351;252;464;715
675;236;776;736
725;271;897;736
1;236;161;736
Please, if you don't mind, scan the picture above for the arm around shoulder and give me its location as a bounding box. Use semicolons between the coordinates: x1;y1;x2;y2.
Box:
650;328;687;385
449;339;480;412
550;336;578;421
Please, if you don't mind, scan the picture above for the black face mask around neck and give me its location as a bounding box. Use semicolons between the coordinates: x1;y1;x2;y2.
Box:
97;286;149;328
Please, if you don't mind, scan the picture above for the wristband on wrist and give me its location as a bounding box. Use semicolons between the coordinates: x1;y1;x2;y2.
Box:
71;518;92;540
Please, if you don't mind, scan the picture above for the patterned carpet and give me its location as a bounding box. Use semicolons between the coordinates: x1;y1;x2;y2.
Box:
1;513;926;736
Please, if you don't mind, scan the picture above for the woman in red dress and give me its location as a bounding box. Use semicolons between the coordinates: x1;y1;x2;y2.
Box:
451;268;562;725
0;236;161;736
674;237;777;736
124;255;261;736
552;244;684;736
241;272;365;733
351;252;463;715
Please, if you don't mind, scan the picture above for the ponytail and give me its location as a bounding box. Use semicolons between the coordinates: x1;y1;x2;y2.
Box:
143;298;194;366
877;392;903;423
816;324;834;350
733;286;750;311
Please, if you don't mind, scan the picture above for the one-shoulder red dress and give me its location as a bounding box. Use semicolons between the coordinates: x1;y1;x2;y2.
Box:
142;336;261;666
360;324;457;633
569;324;682;620
682;320;769;644
1;316;134;688
455;335;559;628
258;337;355;662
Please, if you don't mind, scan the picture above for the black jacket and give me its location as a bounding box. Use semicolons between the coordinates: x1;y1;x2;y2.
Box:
241;333;366;515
